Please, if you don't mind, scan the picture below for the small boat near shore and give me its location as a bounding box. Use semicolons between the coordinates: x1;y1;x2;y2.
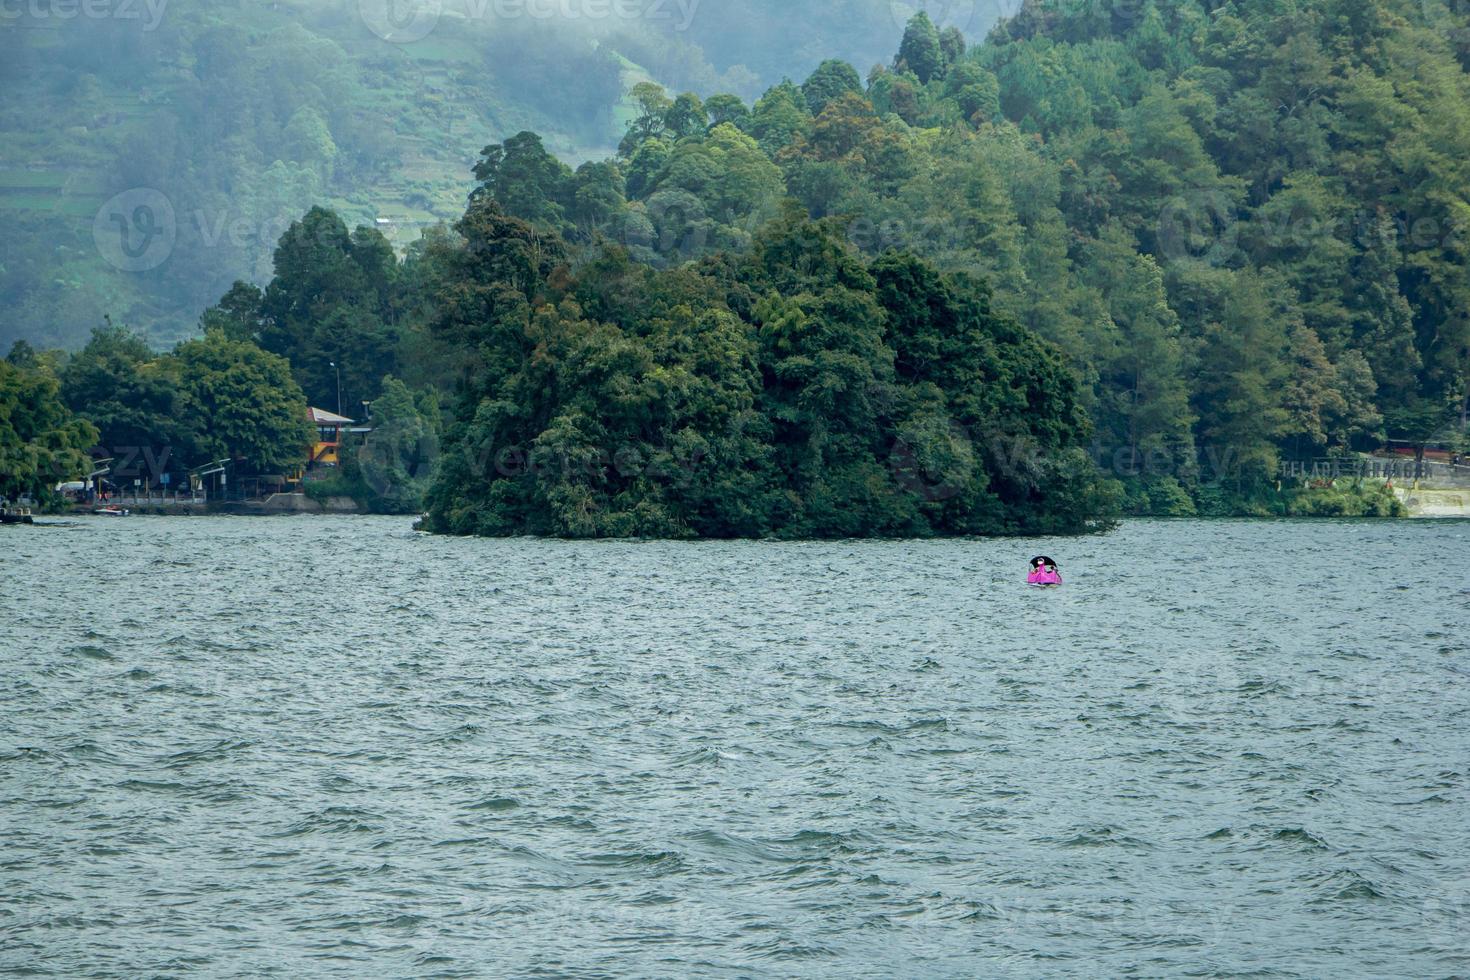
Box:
93;506;130;517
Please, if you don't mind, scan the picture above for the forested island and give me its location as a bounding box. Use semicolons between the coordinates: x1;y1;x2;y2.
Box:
7;0;1468;534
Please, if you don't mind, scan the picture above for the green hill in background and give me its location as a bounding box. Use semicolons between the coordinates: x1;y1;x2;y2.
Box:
0;0;646;349
1;0;993;352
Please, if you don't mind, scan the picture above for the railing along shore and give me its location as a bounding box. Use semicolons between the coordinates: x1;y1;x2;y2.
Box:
1281;457;1470;486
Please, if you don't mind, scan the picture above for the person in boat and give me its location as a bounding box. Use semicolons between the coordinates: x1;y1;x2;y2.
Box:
1028;556;1062;585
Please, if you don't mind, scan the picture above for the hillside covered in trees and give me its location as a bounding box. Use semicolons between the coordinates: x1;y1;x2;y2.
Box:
0;0;983;353
424;0;1469;518
6;0;1466;529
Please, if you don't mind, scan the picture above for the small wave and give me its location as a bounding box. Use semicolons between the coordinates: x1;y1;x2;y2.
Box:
1392;794;1450;806
1040;826;1152;848
829;717;949;736
1235;679;1285;697
117;779;192;793
546;815;598;832
60;740;113;761
953;901;1004;922
71;645;115;661
762;830;868;858
430;724;483;744
670;746;744;767
743;935;839;961
1310;869;1390;903
684;829;786;863
1272;827;1331;850
270;807;382;837
160;739;252;769
578;850;686;871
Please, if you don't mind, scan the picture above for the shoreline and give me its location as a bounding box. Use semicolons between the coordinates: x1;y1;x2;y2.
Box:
32;486;1470;525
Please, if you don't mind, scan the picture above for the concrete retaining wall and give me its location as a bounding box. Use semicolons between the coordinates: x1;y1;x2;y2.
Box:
211;494;361;515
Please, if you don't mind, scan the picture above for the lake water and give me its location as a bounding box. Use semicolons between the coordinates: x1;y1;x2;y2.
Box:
3;517;1469;977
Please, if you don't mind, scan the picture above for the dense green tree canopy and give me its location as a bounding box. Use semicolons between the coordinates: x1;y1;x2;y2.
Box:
60;324;196;480
0;355;98;504
419;196;1114;538
452;2;1467;517
166;332;315;476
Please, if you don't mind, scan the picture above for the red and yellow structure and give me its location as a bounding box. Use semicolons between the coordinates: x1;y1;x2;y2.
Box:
309;407;357;467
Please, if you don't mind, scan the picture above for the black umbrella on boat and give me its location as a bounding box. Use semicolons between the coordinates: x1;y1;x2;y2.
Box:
1030;556;1058;569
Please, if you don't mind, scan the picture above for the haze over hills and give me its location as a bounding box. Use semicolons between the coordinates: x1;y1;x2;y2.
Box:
0;0;1002;352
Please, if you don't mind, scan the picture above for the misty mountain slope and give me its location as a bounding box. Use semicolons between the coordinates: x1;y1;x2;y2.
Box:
1;0;994;352
0;0;642;350
610;0;1013;94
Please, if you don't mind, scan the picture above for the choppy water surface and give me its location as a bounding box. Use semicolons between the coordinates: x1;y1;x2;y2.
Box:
3;517;1469;977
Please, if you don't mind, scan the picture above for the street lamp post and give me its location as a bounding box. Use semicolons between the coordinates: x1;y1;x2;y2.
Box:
87;460;113;504
329;361;343;417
